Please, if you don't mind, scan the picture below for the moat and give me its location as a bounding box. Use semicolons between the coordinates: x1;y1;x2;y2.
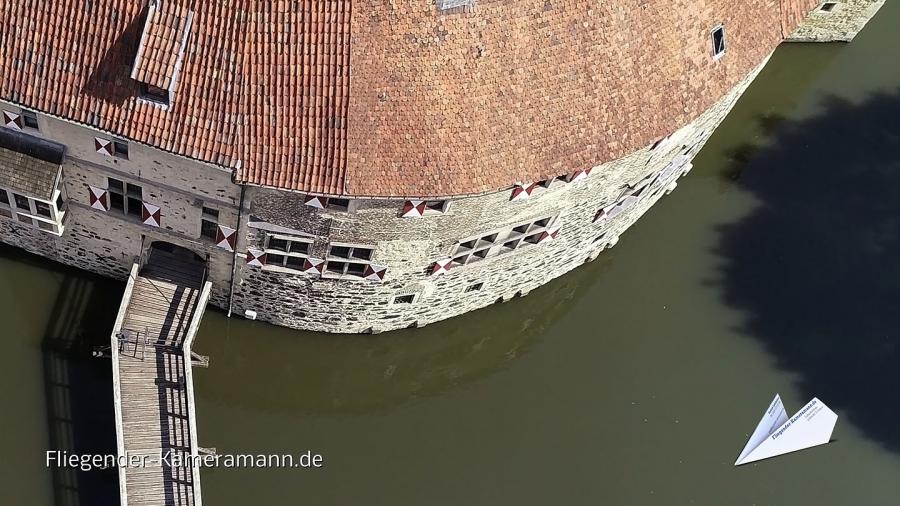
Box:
3;3;900;504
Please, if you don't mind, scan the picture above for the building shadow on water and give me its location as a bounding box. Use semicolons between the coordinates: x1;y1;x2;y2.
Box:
39;263;122;505
715;89;900;453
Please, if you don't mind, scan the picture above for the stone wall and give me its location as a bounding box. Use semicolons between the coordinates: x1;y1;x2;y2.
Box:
788;0;886;42
229;56;772;333
0;105;243;306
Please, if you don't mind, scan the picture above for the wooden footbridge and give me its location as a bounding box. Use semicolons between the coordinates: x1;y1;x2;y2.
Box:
109;245;211;506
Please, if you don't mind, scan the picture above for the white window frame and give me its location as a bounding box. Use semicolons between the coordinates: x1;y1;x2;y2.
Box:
264;233;313;271
449;215;558;267
712;25;727;60
324;242;375;278
0;185;67;235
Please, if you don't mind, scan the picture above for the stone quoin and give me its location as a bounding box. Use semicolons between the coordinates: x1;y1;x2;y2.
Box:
0;0;885;333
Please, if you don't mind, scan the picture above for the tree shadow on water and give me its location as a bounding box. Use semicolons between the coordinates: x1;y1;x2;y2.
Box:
716;89;900;453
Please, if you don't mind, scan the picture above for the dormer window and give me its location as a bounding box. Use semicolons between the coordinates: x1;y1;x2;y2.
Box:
140;83;170;106
131;1;193;109
712;25;727;59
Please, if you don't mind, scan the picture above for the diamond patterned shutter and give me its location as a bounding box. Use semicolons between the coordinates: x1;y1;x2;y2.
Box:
88;186;109;211
363;264;387;282
246;248;266;267
537;227;560;244
95;138;113;156
215;225;237;251
569;167;592;183
431;258;452;275
141;202;161;227
401;200;426;218
302;257;325;275
3;111;22;129
303;195;325;209
510;183;537;201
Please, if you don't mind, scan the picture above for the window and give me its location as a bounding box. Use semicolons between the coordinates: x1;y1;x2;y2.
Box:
200;206;219;240
38;220;54;232
820;2;837;12
425;200;449;214
140;83;170;106
393;294;416;304
0;190;8;206
113;140;129;159
265;234;313;270
17;214;33;225
21;109;39;130
325;243;375;277
0;208;11;219
35;201;52;218
325;198;350;212
13;193;30;211
107;178;142;217
465;282;484;293
712;26;727;59
449;216;556;266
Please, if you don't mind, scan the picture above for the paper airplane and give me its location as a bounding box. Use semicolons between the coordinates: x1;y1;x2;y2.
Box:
734;394;837;466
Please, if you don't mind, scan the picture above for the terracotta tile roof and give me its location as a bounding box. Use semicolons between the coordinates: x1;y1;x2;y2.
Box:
1;0;818;198
131;0;193;91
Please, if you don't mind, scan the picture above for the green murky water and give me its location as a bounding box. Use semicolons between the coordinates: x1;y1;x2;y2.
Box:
3;4;900;504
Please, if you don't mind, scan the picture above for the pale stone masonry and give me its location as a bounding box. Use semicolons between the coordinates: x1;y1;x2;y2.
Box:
0;1;885;333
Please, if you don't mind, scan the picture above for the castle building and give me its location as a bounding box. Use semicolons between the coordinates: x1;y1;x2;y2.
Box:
0;0;884;333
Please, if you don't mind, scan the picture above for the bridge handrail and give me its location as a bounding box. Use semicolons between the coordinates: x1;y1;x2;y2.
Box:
110;263;140;506
181;278;212;506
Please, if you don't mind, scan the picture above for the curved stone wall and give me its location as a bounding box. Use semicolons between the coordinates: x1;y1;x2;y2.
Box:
230;56;770;333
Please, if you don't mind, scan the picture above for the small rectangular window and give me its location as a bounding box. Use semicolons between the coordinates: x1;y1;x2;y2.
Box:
264;234;313;271
820;2;836;12
108;178;142;217
21;109;39;130
393;294;415;304
0;190;9;206
450;216;556;266
140;83;170;105
325;198;350;212
113;140;129;159
0;208;11;219
108;178;124;193
13;193;30;211
17;214;32;225
712;26;726;59
465;282;484;293
200;206;219;240
35;201;52;218
324;243;375;277
38;220;54;231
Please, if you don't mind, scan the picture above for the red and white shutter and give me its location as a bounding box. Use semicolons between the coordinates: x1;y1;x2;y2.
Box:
302;257;325;275
431;258;452;275
141;202;161;227
510;183;537;201
246;248;266;267
88;186;110;211
3;111;22;130
215;225;236;252
95;137;113;156
569;167;592;183
363;264;387;282
401;200;427;218
537;227;560;244
303;195;325;209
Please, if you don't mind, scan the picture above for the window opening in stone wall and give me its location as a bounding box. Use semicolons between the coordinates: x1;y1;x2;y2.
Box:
820;2;837;12
113;139;129;159
200;206;219;240
18;214;33;225
107;178;142;217
34;201;51;218
325;198;350;212
265;234;312;270
393;294;416;304
0;208;11;219
0;189;10;207
325;243;375;277
712;26;727;59
425;200;449;214
449;216;556;266
465;282;484;293
21;109;39;130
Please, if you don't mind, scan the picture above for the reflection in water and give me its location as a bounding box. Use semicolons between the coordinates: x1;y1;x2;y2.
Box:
195;255;614;414
716;88;900;453
39;262;120;506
